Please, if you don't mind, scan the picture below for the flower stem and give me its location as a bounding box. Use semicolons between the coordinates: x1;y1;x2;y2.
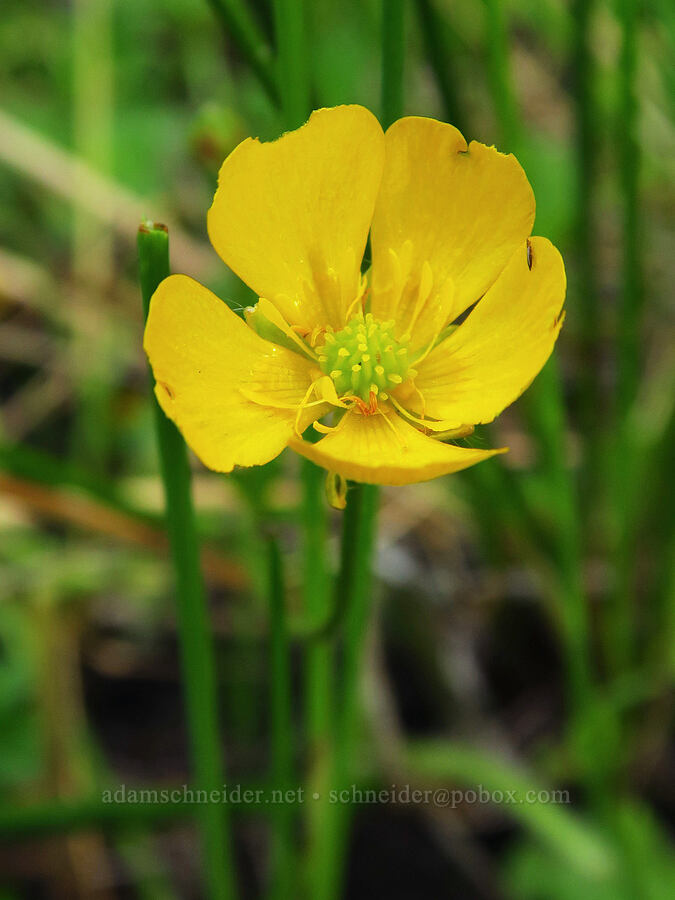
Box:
616;0;644;424
267;2;313;894
414;0;466;133
273;0;310;129
138;223;238;900
265;535;295;900
318;483;380;900
483;0;521;150
381;0;406;128
308;8;404;894
572;0;601;443
303;460;334;898
70;0;115;473
335;483;380;763
607;0;645;675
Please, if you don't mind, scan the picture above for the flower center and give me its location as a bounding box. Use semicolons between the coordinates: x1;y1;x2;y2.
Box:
316;313;410;402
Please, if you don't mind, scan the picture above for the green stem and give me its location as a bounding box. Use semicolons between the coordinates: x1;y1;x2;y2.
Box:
483;0;521;149
138;223;238;900
381;0;406;128
527;362;600;796
0;783;304;840
572;0;601;441
303;461;333;897
302;463;331;734
482;0;597;793
319;484;380;900
335;484;380;766
406;741;616;880
414;0;466;132
273;0;310;129
312;9;404;895
206;0;279;106
0;798;192;840
608;0;644;674
266;3;312;894
266;537;295;900
70;0;114;473
526;364;591;693
616;0;643;423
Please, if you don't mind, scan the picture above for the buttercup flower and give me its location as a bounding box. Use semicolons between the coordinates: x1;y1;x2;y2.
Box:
144;105;565;485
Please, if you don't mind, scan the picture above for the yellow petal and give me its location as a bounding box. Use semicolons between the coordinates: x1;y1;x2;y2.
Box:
144;274;317;472
369;116;535;343
207;105;385;332
413;238;566;423
289;407;504;485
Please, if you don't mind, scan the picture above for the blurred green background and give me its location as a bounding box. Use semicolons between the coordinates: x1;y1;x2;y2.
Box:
0;0;673;898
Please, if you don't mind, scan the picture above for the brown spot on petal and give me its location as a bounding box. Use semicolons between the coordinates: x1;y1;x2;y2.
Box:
158;381;175;400
526;239;534;270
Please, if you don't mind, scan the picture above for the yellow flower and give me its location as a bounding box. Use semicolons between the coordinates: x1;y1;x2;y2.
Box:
144;105;565;486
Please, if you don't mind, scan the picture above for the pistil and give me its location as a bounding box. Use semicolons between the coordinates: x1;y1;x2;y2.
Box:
316;313;410;402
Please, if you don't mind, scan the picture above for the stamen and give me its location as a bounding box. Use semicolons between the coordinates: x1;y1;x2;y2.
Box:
375;408;408;447
313;413;349;435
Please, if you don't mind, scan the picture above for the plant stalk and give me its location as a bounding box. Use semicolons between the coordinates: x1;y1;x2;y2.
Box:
314;483;380;900
381;0;406;128
273;0;310;129
138;223;238;900
266;536;295;900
